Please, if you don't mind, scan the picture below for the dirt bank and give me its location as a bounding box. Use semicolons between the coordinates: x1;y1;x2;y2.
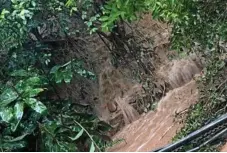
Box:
107;80;199;152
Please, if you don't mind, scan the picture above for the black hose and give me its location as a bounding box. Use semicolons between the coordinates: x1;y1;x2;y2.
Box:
150;147;164;152
156;113;227;152
150;145;169;152
186;128;227;152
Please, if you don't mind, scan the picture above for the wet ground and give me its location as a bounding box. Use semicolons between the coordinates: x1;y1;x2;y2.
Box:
107;80;199;152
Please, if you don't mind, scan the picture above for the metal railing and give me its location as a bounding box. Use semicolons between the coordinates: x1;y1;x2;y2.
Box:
151;113;227;152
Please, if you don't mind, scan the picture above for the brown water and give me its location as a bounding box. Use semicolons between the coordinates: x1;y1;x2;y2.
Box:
107;80;199;152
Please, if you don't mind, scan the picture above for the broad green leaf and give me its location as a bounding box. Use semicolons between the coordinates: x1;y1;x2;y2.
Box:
42;121;58;135
101;24;109;32
63;71;73;83
0;88;18;107
24;88;44;97
99;16;109;22
70;7;78;15
4;102;25;132
50;65;61;74
25;98;47;114
0;107;14;122
54;72;64;83
1;9;10;15
40;121;76;151
11;0;16;3
116;0;121;8
16;77;43;93
86;21;92;27
26;77;42;86
15;80;25;93
66;0;75;7
69;129;84;141
11;102;24;131
14;102;24;120
89;142;95;152
31;1;36;7
171;0;175;5
0;9;10;19
10;69;29;77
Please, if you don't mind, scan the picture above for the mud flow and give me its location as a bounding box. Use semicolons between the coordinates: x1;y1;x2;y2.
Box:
93;14;204;152
107;80;199;152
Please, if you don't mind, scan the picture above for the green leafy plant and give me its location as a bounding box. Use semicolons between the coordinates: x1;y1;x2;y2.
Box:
0;71;47;151
50;59;95;84
0;0;110;151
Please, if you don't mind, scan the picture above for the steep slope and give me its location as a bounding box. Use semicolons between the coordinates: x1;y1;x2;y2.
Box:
107;80;199;152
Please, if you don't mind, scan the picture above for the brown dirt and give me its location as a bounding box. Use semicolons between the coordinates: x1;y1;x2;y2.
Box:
93;13;172;133
220;143;227;151
106;80;199;152
157;55;203;89
94;13;204;141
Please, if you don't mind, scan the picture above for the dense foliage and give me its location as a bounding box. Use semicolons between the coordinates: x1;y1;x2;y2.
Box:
0;0;226;151
0;0;110;151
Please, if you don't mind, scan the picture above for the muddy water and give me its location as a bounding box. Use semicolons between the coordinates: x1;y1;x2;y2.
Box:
107;80;199;152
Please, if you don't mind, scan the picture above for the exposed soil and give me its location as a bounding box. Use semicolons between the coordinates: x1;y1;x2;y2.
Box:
92;13;204;149
92;13;173;134
221;144;227;151
50;12;204;150
107;80;199;151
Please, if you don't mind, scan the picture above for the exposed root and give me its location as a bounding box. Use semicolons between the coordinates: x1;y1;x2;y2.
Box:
97;63;143;124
